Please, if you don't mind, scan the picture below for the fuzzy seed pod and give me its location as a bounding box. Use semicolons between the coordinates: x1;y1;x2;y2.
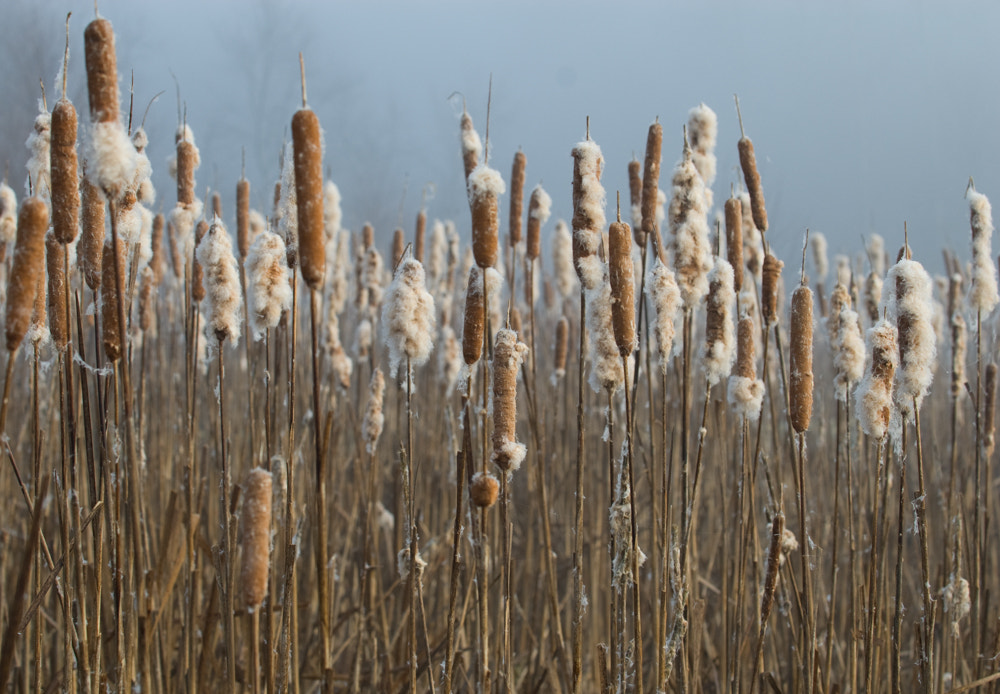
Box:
725;196;743;290
240;468;273;610
149;213;166;285
470;471;499;508
6;198;48;352
887;257;937;439
855;319;898;440
27;267;48;347
628;158;642;235
789;285;814;433
526;184;551;261
586;267;626;394
79;174;105;290
811;232;829;281
210;191;221;220
669;143;712;308
197;218;243;344
552;220;577;299
362;368;386;455
738;135;767;232
381;257;435;377
45;231;68;350
138;266;155;333
728;315;766;421
101;236;125;362
553;316;569;379
641;121;663;240
391;228;405;270
830;284;866;401
865;272;882;323
608;219;636;357
967;187;1000;315
736;317;755;380
460;111;481;181
362;223;374;251
508;151;526;246
236;177;250;258
571;139;606;291
414;209;427;263
649;257;681;374
492;328;529;471
245;230;292;340
191;220;208;303
463;266;485;365
83;18;119;124
292;108;325;291
0;184;17;255
469;165;504;269
761;253;783;326
175;140;197;207
50;100;80;244
703;257;737;385
688;104;718;204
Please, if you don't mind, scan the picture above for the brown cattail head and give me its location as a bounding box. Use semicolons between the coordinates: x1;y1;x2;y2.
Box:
738;136;768;233
948;274;963;320
414;209;427;263
470;472;499;508
292;108;325;291
362;222;374;251
460;110;481;181
138;266;155;333
789;285;814;433
29;271;47;346
211;191;222;220
724;195;743;290
240;467;273;610
167;220;183;280
83;18;119;124
50;99;80;244
628;158;642;235
6;198;49;352
462;266;485;365
762;252;783;326
492;328;529;471
176;140;196;206
391;228;405;270
191;220;208;303
101;235;125;362
986;363;998;454
526;185;551;262
641;120;663;239
554;315;569;374
736;316;756;379
508;150;526;246
150;212;166;285
45;232;68;350
469;165;504;269
79;173;105;290
760;510;785;624
236;178;250;258
608;219;636;356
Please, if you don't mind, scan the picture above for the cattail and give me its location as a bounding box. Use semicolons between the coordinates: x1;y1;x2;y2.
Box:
26;258;48;347
760;510;785;625
553;315;569;382
967;187;1000;315
950;274;967;398
835;255;852;287
739;190;763;282
811;231;829;282
864;271;882;323
245;230;293;340
789;285;814;433
468;164;505;269
703;257;737;385
725;195;743;290
6;198;48;352
586;267;626;394
427;219;448;291
381;257;435;377
728;316;765;419
277;147;298;268
45;231;68;350
79;174;105;290
323;180;342;242
363;245;384;309
552;219;577;299
470;471;499;508
292;104;325;290
138;265;155;333
855;319;898;440
362;222;374;251
197;218;242;345
628;158;642;233
508;151;526;247
985;363;998;455
649;257;681;373
463;266;485;365
438;325;463;396
867;233;887;277
761;252;783;326
191;220;208;302
84;18;119;124
641;121;663;242
571;139;606;291
354;318;373;358
167;220;183;280
392;228;405;270
492;328;529;471
149;212;166;285
236;177;250;258
101;235;125;362
736;101;768;232
830;283;866;401
460;109;482;181
669;140;712;308
526;184;550;262
688;103;718;210
609;217;636;357
508;306;522;338
414;209;427;263
362;368;386;455
0;184;17;256
50;98;79;244
324;311;353;390
240;468;273;610
327;229;350;316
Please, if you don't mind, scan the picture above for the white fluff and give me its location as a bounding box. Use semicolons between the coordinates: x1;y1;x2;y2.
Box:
728;376;764;421
25;109;51;199
169;199;204;260
0;184;18;244
669;149;712;309
362;368;386;455
354;318;373;358
585;263;626;394
363;246;384;309
867;234;886;277
571;140;607;289
323;181;342;241
278;147;298;261
854;319;898;440
835;254;852;287
467;164;506;206
967;188;1000;315
326;312;354;391
196;218;243;346
649;258;681;374
86;121;138;198
552;220;577;299
428;219;448;293
810;232;829;281
438;324;463;397
461;113;482;167
381;257;436;378
830;289;866;401
701;257;736;385
687;103;717;207
245;230;292;340
529;184;552;224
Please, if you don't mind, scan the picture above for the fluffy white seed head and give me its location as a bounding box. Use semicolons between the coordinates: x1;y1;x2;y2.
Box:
196;218;242;346
552;219;577;298
245;230;292;340
687;103;717;205
381;257;436;378
854;319;898;440
323;180;342;241
967;188;1000;315
701;257;736;385
728;376;765;421
85;121;138;199
585;264;627;394
0;184;17;245
811;231;829;281
669;148;712;308
362;368;386;455
649;257;681;374
830;287;866;401
25;108;51;199
867;233;886;277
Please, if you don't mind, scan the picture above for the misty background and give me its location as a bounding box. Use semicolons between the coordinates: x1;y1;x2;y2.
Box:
2;0;998;275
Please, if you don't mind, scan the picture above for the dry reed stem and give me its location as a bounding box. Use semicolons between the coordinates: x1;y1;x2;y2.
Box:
509;151;526;246
789;285;814;433
6;198;48;352
292;107;325;290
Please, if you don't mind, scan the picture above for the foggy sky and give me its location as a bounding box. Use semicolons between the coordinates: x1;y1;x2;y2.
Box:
3;0;1000;276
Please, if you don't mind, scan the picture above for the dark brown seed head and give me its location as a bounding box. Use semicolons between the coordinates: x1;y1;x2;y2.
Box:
463;266;485;366
724;196;743;291
83;18;119;124
736;316;756;380
7;198;49;351
101;236;125;362
236;178;250;258
46;232;68;350
79;173;105;290
641;121;663;239
292;108;325;291
391;228;405;270
414;210;426;264
608;220;636;357
191;220;208;303
789;285;814;433
738;137;768;232
50;99;80;244
176;140;197;206
470;472;499;508
508;151;526;247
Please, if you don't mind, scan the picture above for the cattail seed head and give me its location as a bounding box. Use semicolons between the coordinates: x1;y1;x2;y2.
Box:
191;220;208;303
470;471;499;508
468;164;505;269
292;108;325;290
414;209;427;263
572;139;606;291
628;158;642;235
100;235;125;362
586;267;626;394
526;184;551;261
245;230;293;340
855;318;898;440
391;228;405;270
236;177;250;258
609;219;636;357
83;18;119;124
830;283;866;401
702;257;737;385
149;213;166;286
508;151;526;246
760;510;784;624
669;143;712;308
211;191;222;220
688;104;718;203
0;184;17;252
196;218;243;345
725;195;743;291
491;328;529;472
967;187;1000;315
789;285;814;433
641;121;663;240
6;198;48;352
649;257;681;374
167;220;183;280
240;468;273;610
176;140;197;206
138;266;155;333
864;271;882;323
810;231;829;281
79;172;105;291
45;231;68;350
50;99;80;244
985;363;998;455
508;306;522;338
381;257;435;377
463;266;485;365
362;368;386;455
738;134;768;232
552;220;577;298
553;315;569;380
761;253;783;326
887;256;937;438
729;316;766;420
460;110;482;182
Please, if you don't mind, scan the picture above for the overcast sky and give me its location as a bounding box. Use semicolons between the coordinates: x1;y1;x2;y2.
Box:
3;0;999;275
